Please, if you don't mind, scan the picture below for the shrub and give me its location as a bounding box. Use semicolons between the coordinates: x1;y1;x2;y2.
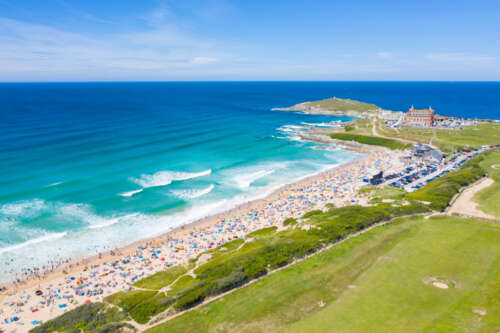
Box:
283;217;298;226
174;284;209;311
303;210;323;218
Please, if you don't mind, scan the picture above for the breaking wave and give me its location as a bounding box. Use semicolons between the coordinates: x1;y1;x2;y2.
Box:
172;184;215;199
234;169;276;188
131;169;212;188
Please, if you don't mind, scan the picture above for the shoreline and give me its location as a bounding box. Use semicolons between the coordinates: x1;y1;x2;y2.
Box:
1;147;405;332
0;153;365;290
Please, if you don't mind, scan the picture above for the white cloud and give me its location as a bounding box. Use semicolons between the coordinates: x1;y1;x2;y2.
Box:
376;51;393;59
425;52;497;64
0;17;225;80
191;57;218;64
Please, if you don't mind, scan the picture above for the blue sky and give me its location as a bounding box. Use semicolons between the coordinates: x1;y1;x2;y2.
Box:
1;0;499;81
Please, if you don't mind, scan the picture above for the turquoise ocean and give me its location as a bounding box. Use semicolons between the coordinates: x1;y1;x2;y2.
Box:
1;81;499;282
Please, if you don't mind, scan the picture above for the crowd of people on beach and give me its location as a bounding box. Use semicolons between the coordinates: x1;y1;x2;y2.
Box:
0;150;405;332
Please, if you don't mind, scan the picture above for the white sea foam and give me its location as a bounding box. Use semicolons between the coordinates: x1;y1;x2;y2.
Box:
89;214;119;229
47;181;63;187
0;199;47;218
119;189;143;197
276;124;306;133
172;184;215;199
0;232;67;255
131;169;212;188
301;122;339;128
234;169;276;188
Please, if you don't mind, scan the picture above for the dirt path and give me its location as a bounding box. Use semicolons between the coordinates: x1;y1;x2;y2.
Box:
447;177;496;220
371;117;439;149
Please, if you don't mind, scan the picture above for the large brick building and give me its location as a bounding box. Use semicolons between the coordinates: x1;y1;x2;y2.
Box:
403;106;435;127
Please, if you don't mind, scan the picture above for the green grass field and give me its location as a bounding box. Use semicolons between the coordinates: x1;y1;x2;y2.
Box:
145;216;500;333
378;121;500;152
474;149;500;218
329;133;411;150
307;97;378;113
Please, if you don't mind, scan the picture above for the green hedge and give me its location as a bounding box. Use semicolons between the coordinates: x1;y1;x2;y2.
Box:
330;133;411;150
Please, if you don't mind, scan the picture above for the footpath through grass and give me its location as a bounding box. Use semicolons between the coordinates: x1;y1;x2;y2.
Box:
146;215;500;333
329;133;411;150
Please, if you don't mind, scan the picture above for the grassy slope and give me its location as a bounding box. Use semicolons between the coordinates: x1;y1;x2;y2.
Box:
474;149;500;218
146;216;500;333
307;97;378;113
359;185;406;204
330;133;411;150
377;121;500;153
284;216;500;333
133;265;187;290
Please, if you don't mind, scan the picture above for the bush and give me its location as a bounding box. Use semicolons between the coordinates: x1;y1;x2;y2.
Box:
211;269;248;295
303;210;323;218
174;284;209;311
283;217;298;226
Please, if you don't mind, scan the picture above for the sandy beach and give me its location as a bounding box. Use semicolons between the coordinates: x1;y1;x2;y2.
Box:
0;148;407;332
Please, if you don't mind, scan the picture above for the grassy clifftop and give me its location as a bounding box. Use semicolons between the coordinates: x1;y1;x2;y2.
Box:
307;97;379;113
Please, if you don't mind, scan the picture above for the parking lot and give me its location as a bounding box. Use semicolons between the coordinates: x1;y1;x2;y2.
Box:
383;145;498;192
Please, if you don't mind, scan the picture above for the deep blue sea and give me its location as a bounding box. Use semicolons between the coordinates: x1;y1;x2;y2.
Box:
0;81;499;281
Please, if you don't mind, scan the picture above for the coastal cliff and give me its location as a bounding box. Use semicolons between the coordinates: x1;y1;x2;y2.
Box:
274;97;381;117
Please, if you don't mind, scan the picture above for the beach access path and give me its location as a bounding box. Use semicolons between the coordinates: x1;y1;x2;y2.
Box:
447;177;497;220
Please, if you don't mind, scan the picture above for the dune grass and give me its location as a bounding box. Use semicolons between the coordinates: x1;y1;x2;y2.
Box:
132;265;187;290
329;133;411;150
359;185;406;203
30;302;132;333
145;215;500;333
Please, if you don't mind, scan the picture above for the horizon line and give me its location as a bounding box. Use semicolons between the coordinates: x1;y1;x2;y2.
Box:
1;80;500;84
